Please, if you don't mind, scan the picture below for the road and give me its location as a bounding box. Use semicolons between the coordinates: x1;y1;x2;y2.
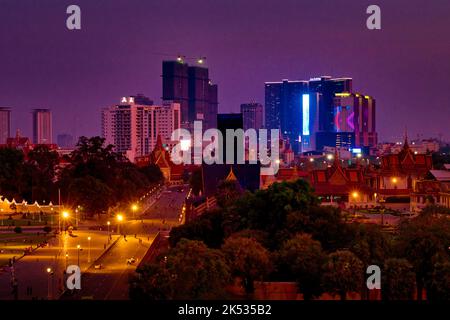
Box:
0;230;117;300
60;185;188;300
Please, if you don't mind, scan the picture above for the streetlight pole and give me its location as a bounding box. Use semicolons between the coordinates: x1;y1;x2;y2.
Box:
87;237;91;263
116;214;124;235
46;268;53;300
77;245;81;266
107;221;111;242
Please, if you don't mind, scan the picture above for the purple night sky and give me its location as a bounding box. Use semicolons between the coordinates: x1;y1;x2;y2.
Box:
0;0;449;142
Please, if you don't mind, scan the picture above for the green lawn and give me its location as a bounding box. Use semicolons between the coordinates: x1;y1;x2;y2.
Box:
0;217;57;227
0;233;51;251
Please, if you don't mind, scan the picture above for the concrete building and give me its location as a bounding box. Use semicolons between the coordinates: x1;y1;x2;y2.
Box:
241;103;263;131
162;60;218;131
0;107;11;144
32;109;52;144
101;96;180;162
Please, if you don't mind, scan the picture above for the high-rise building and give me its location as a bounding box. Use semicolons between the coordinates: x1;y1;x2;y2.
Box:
264;80;320;153
162;60;218;130
32;109;52;144
102;96;180;162
240;103;263;131
206;83;218;130
308;76;353;132
0;107;11;144
333;93;377;148
265;76;376;152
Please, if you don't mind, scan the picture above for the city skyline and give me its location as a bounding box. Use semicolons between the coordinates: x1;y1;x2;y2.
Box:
0;0;449;143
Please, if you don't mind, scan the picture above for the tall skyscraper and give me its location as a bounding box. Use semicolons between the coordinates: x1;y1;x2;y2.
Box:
102;96;180;162
32;109;52;144
265;80;317;153
0;107;11;144
162;60;218;130
206;83;218;130
265;76;375;152
308;76;352;132
333;92;377;148
241;103;263;131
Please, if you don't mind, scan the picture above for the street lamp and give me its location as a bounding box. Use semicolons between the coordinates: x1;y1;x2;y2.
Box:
352;191;359;219
46;267;53;300
107;221;111;241
117;214;124;235
77;245;81;266
62;211;70;234
87;237;91;263
65;253;69;270
131;204;138;219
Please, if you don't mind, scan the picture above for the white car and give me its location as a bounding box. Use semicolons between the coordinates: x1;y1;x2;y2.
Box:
126;257;136;265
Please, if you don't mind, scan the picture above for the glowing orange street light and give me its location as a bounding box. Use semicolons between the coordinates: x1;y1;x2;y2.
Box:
131;204;138;219
117;214;124;235
61;211;70;233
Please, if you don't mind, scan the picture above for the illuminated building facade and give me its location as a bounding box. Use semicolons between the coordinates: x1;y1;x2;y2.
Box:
264;80;319;153
333;93;377;148
375;136;433;203
101;96;180;162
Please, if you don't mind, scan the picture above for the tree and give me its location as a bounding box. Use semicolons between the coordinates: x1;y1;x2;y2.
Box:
0;148;26;200
139;164;164;185
221;236;272;296
131;239;231;300
395;213;450;300
227;179;320;249
427;261;450;301
381;258;416;300
167;239;231;299
25;145;59;202
349;224;391;266
130;263;174;300
169;209;225;248
216;179;243;208
67;175;113;217
278;233;326;300
13;226;22;234
322;250;364;300
130;239;231;300
286;205;353;251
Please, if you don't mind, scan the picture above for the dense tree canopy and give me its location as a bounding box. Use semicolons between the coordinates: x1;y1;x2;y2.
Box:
130;239;231;300
381;258;416;300
155;178;450;300
221;236;272;296
0;136;164;216
322;250;364;300
278;233;326;300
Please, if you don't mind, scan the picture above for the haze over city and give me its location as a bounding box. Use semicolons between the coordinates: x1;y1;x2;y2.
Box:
0;0;449;142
